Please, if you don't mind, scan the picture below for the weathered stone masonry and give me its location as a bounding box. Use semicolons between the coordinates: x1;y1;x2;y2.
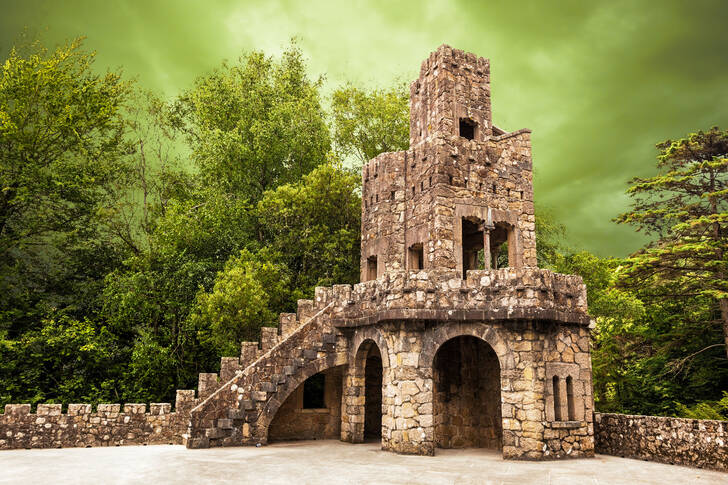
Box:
183;44;597;461
0;391;196;449
595;413;728;472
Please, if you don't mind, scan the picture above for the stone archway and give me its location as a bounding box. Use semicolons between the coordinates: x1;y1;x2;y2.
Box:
342;331;389;444
432;335;502;450
363;343;383;440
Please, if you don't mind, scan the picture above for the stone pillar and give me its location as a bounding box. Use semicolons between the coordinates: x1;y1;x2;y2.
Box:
483;226;492;270
382;323;434;455
340;363;365;443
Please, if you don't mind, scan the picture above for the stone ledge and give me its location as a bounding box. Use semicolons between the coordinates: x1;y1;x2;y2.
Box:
551;420;584;429
332;307;590;328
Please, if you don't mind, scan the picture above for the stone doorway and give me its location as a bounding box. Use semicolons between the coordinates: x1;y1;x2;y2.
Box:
363;345;383;440
433;336;502;450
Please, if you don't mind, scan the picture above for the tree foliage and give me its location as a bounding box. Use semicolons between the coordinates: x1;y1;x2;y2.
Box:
616;127;728;357
171;44;330;203
331;83;410;166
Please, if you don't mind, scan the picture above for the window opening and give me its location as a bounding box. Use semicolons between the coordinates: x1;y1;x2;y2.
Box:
303;373;326;409
459;118;476;140
553;376;562;421
566;376;575;421
490;222;516;269
366;256;378;281
409;243;424;270
461;217;485;278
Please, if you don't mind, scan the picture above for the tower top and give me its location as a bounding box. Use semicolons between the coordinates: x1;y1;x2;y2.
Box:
409;44;492;146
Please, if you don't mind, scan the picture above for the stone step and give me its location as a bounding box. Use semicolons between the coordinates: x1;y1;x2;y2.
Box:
259;381;277;393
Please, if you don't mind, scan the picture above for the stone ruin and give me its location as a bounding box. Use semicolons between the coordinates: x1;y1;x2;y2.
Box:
1;45;598;461
184;44;596;459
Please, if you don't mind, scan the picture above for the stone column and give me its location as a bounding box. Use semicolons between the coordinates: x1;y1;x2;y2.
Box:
340;365;364;443
483;226;492;270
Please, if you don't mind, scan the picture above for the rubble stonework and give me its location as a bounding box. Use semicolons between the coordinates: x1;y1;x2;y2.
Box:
0;391;197;449
595;413;728;471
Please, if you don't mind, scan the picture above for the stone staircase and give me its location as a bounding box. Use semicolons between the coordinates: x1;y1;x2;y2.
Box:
185;286;350;448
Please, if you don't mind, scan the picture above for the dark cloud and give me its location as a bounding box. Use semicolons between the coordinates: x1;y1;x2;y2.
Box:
2;0;726;256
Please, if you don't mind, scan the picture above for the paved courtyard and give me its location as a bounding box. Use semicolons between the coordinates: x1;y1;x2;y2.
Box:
0;440;725;485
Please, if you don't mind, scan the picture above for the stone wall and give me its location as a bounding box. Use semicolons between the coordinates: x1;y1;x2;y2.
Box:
0;390;197;449
595;413;728;471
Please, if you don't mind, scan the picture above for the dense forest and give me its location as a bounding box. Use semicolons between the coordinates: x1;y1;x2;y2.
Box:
1;39;726;419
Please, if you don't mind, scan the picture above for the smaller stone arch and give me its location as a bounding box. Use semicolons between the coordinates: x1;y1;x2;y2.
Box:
349;327;390;370
260;353;340;442
342;328;390;444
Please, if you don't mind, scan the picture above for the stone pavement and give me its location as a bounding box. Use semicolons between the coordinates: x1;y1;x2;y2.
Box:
0;440;725;485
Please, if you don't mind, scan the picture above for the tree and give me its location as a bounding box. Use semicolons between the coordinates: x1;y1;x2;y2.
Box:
616;127;728;357
0;38;134;335
170;44;330;203
331;82;410;167
256;162;361;301
190;249;290;357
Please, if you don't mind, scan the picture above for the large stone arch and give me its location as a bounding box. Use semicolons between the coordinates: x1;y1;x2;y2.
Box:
421;321;512;371
422;321;511;453
259;353;340;441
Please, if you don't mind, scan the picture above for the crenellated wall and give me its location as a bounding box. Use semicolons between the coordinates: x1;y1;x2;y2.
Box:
0;390;197;449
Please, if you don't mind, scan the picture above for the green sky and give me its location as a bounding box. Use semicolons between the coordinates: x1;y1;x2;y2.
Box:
2;0;727;256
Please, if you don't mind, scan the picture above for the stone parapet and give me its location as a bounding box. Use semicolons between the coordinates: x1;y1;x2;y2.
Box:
0;392;197;450
332;268;589;328
594;413;728;471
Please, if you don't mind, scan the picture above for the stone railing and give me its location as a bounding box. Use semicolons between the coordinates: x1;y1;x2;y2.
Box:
0;390;198;449
595;413;728;471
332;268;589;328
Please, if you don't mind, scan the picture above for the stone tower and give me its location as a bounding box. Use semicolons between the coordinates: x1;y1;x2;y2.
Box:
361;45;535;282
181;45;595;462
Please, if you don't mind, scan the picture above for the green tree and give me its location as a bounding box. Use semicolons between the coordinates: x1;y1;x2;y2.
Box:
0;38;134;335
616;127;728;357
256;162;361;300
331;82;410;166
171;44;330;203
190;249;290;357
0;315;122;407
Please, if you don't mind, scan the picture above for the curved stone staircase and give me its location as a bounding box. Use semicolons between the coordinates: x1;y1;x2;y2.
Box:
185;286;349;449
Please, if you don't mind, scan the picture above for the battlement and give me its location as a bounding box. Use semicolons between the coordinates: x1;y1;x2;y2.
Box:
0;390;198;449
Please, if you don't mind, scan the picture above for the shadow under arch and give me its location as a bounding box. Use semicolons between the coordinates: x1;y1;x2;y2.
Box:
427;324;505;451
349;330;390;443
261;354;342;443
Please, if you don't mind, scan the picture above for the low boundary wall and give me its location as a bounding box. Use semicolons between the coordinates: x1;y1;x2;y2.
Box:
0;390;197;450
594;412;727;472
